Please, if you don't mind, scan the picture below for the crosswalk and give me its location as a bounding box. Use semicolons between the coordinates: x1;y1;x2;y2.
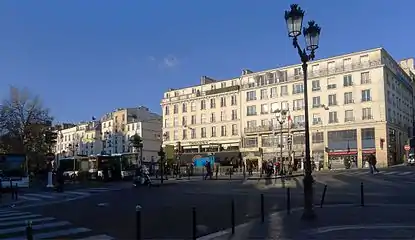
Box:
17;187;120;203
327;170;415;177
0;209;114;239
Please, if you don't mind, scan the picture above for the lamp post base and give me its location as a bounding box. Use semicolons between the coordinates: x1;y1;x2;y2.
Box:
301;174;316;220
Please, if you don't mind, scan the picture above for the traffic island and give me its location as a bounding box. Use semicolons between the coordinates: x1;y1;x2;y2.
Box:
197;204;415;240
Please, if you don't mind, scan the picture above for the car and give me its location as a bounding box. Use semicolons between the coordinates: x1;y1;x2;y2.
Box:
408;154;415;166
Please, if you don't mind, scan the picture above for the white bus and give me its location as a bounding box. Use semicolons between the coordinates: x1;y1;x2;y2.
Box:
0;154;29;188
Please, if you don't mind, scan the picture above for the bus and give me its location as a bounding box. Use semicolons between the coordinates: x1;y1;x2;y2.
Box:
112;153;136;180
58;156;89;180
0;154;29;188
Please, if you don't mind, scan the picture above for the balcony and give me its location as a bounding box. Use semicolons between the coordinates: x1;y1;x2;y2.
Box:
241;59;382;89
345;117;355;122
244;125;273;134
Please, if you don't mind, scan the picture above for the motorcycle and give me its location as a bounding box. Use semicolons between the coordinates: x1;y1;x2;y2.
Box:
133;168;152;187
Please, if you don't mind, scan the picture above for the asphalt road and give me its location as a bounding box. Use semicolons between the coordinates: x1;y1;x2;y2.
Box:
2;166;415;239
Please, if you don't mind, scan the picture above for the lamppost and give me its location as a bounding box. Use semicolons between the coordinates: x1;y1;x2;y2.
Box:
275;109;288;175
176;141;183;178
284;4;321;220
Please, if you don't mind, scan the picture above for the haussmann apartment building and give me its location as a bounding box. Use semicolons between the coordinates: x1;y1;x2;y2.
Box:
161;47;415;170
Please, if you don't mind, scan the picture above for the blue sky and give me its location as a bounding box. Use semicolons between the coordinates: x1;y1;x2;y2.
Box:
0;0;412;123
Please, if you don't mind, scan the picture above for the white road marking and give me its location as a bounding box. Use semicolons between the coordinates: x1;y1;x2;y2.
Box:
76;235;114;240
18;196;41;201
0;214;41;222
0;212;32;218
397;171;413;176
0;217;54;227
64;191;91;196
309;224;415;234
0;221;70;234
383;171;398;175
23;193;56;199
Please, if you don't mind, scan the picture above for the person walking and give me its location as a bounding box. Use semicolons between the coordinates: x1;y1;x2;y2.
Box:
368;154;380;174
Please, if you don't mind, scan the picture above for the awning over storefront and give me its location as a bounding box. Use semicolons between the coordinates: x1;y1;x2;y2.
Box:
178;151;242;165
328;148;376;156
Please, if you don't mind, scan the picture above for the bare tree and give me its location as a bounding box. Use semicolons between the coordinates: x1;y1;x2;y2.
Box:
0;86;53;154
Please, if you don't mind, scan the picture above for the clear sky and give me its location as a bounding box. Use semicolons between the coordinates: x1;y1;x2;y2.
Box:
0;0;412;123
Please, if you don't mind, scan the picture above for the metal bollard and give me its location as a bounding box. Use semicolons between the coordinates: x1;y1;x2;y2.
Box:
192;207;197;240
260;193;264;223
360;182;364;207
320;185;327;208
188;167;191;180
286;188;291;215
231;198;235;234
14;183;18;200
26;220;33;240
136;205;142;240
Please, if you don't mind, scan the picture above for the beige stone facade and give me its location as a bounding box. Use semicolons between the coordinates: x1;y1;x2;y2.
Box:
161;48;415;169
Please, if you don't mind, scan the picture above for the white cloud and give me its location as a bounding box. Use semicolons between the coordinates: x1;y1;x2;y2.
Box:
162;55;179;68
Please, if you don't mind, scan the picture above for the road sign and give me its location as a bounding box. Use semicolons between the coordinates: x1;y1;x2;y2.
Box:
404;145;411;151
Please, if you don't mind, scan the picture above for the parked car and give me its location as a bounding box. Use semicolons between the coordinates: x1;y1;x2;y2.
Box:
408;153;415;166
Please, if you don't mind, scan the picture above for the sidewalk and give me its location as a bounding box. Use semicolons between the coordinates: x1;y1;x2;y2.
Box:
198;204;415;239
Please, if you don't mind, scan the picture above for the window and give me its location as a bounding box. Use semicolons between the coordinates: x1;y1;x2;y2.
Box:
200;100;206;110
293;115;305;125
231;110;238;120
294;67;302;76
280;86;288;96
311;64;320;74
173;117;179;126
361;72;370;84
182;103;187;113
343;75;353;87
191;129;196;139
343;58;352;70
164;119;170;128
220;97;227;107
327;61;335;74
270;102;279;113
344;92;353;104
173;104;178;114
191;115;196;124
312;114;322;125
312;80;320;91
220;111;226;121
327;77;336;89
247;106;257;116
360;55;369;65
210;99;216;108
293;99;304;110
247;120;256;128
328;94;337;106
261;119;268;126
182;129;187;140
221;126;227;136
270;87;278;98
312;97;321;108
165;106;169;115
345;110;354;122
362;89;371;102
312;132;324;143
173;130;178;140
201;128;206;138
221;82;226;88
210;113;216;123
232;124;238;135
329;111;338;123
191;102;196;112
293;83;304;94
211;127;216;137
261;104;269;114
200;114;206;124
362;108;373;120
246;91;256;101
260;89;268;100
281;101;289;110
231;95;237;105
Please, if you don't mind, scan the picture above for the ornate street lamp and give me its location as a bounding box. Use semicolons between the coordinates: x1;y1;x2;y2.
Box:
275;109;288;175
284;4;321;220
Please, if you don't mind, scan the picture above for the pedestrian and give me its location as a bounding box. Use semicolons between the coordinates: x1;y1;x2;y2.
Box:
204;161;212;180
368;154;380;174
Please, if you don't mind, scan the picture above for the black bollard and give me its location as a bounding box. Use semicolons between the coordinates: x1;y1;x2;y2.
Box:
188;167;190;180
192;207;197;240
231;198;235;234
14;183;18;200
136;205;142;240
360;182;364;207
229;169;232;180
26;220;33;240
260;193;264;223
286;188;291;215
320;185;327;208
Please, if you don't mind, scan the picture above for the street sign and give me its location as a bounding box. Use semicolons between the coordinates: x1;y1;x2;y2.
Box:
46;153;55;161
404;145;411;151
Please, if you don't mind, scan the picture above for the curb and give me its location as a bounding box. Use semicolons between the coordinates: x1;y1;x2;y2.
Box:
196;203;415;240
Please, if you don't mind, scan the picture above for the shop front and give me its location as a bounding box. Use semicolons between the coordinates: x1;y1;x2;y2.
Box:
328;151;358;170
